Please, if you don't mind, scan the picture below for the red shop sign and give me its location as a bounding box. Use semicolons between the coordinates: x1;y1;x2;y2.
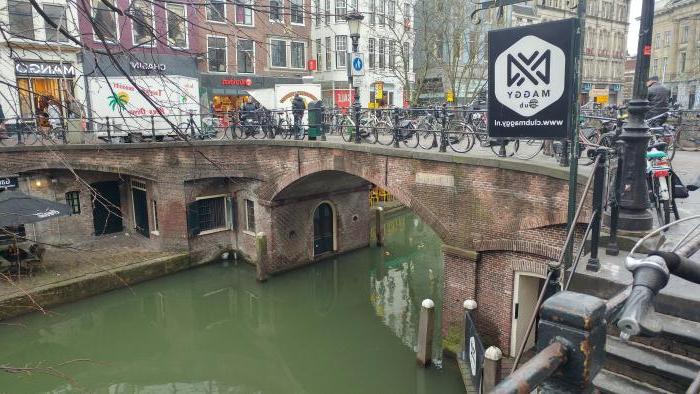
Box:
334;89;353;109
221;78;253;87
308;59;317;71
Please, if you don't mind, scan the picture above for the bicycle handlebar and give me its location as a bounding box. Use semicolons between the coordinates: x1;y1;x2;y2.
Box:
616;235;700;340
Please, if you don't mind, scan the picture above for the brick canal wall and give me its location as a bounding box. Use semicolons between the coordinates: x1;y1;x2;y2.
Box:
0;140;590;355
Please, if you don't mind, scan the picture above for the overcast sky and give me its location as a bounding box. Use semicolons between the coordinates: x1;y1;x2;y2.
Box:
627;0;643;55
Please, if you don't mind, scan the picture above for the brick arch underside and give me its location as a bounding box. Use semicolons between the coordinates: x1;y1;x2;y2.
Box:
259;157;453;244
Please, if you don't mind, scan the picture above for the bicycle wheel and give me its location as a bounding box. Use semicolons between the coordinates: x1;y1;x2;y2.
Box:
362;123;378;144
251;124;266;139
490;139;519;157
514;139;544;160
668;129;679;161
447;128;475;153
340;118;355;142
375;121;394;145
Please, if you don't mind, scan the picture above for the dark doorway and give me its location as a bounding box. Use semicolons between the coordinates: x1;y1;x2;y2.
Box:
132;187;149;237
313;203;334;256
92;181;123;236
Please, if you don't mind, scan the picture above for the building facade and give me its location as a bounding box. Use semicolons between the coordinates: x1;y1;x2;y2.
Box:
623;55;636;101
195;0;315;113
0;0;85;122
310;0;414;108
652;0;700;109
509;0;629;105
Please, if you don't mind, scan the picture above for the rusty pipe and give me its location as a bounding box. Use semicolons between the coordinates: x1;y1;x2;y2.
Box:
493;341;569;394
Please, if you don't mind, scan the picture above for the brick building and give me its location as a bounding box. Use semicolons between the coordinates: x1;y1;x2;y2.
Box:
651;0;700;109
194;0;315;113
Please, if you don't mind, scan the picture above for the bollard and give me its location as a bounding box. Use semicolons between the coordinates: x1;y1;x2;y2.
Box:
463;299;477;360
559;139;570;167
587;148;607;271
61;119;67;143
230;113;237;139
255;232;269;282
189;113;195;139
606;147;623;256
375;206;384;247
416;299;435;366
106;117;112;143
151;115;156;140
439;104;447;152
483;346;503;393
320;109;327;141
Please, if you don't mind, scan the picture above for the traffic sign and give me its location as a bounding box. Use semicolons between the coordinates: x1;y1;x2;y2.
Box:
352;75;363;88
351;53;365;76
488;18;577;139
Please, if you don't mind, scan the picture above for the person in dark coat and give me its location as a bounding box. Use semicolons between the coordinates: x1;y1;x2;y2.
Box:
646;76;671;123
291;94;306;139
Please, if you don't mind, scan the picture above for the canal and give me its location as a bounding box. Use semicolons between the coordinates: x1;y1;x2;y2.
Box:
0;211;465;393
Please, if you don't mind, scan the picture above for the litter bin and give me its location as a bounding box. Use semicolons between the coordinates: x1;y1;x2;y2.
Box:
307;101;324;140
65;118;84;144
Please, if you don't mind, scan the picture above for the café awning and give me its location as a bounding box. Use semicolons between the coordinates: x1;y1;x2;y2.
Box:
0;191;72;228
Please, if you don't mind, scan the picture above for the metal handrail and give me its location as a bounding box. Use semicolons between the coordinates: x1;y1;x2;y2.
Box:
493;341;569;394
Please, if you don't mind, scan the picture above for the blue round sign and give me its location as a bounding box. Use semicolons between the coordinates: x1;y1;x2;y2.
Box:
352;57;363;71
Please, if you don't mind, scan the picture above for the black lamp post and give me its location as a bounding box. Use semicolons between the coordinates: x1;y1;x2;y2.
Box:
615;0;655;232
346;12;364;144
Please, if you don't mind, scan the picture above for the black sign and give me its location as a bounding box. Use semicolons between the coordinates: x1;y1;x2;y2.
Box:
464;311;485;392
488;18;577;139
15;61;76;78
0;177;18;190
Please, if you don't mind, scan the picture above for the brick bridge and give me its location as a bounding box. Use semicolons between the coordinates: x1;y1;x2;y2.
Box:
0;140;589;355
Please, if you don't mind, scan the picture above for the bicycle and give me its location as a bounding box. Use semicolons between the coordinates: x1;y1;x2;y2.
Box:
646;144;675;226
178;115;229;140
234;109;266;140
338;110;377;144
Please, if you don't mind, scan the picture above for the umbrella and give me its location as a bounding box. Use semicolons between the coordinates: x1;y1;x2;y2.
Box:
0;190;72;228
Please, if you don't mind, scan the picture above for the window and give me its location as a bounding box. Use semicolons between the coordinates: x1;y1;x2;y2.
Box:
245;199;256;232
335;35;347;69
236;0;254;26
387;0;395;23
199;197;227;232
402;41;409;69
664;31;671;47
654;33;661;49
43;4;68;42
378;38;385;68
166;3;188;48
207;0;226;22
208;36;227;72
680;52;687;73
388;40;395;68
682;25;689;44
9;0;34;39
131;0;155;46
314;0;321;24
350;0;358;12
403;2;411;19
237;39;255;73
652;58;658;76
370;0;376;25
435;34;443;60
335;0;346;23
291;42;305;68
291;0;304;24
377;0;385;25
368;38;376;68
316;39;323;70
65;191;80;214
270;0;282;21
325;0;331;25
92;0;118;41
325;36;332;70
271;39;287;67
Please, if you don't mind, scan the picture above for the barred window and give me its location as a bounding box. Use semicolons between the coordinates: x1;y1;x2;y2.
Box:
65;191;81;214
245;199;256;232
198;197;227;232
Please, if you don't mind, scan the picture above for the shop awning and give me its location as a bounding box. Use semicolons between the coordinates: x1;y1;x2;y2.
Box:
246;88;276;110
0;191;72;227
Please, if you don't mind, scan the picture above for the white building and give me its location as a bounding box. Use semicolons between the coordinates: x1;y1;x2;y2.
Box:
0;0;85;122
310;0;415;108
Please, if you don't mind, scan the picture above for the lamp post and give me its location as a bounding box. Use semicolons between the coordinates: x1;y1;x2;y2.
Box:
614;0;655;232
346;12;364;144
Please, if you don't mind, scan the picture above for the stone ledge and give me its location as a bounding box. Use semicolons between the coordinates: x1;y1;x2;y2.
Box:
442;244;480;261
0;252;194;321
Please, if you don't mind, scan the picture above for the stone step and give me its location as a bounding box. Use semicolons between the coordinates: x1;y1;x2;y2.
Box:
604;335;700;393
607;313;700;361
594;369;673;394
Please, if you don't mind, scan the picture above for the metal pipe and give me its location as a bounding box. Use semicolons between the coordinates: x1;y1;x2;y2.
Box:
564;210;597;290
494;341;569;394
587;148;608;271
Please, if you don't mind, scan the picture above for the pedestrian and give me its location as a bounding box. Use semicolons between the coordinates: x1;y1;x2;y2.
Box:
46;97;62;129
292;93;306;139
646;76;671;124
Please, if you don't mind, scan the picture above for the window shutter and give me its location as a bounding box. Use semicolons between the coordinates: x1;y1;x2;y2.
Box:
186;201;201;237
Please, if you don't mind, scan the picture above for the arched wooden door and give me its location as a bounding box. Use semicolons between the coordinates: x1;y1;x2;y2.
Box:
313;203;334;255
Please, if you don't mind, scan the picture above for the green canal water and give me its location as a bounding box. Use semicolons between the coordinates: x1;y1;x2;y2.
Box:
0;212;465;393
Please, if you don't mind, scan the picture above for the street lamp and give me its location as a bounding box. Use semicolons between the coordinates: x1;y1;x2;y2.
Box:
345;11;364;143
614;0;655;232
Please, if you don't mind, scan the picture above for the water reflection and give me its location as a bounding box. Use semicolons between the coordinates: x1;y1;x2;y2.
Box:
0;211;462;393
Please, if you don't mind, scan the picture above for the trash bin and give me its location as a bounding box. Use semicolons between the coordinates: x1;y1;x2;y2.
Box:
307;101;324;140
65;119;84;144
